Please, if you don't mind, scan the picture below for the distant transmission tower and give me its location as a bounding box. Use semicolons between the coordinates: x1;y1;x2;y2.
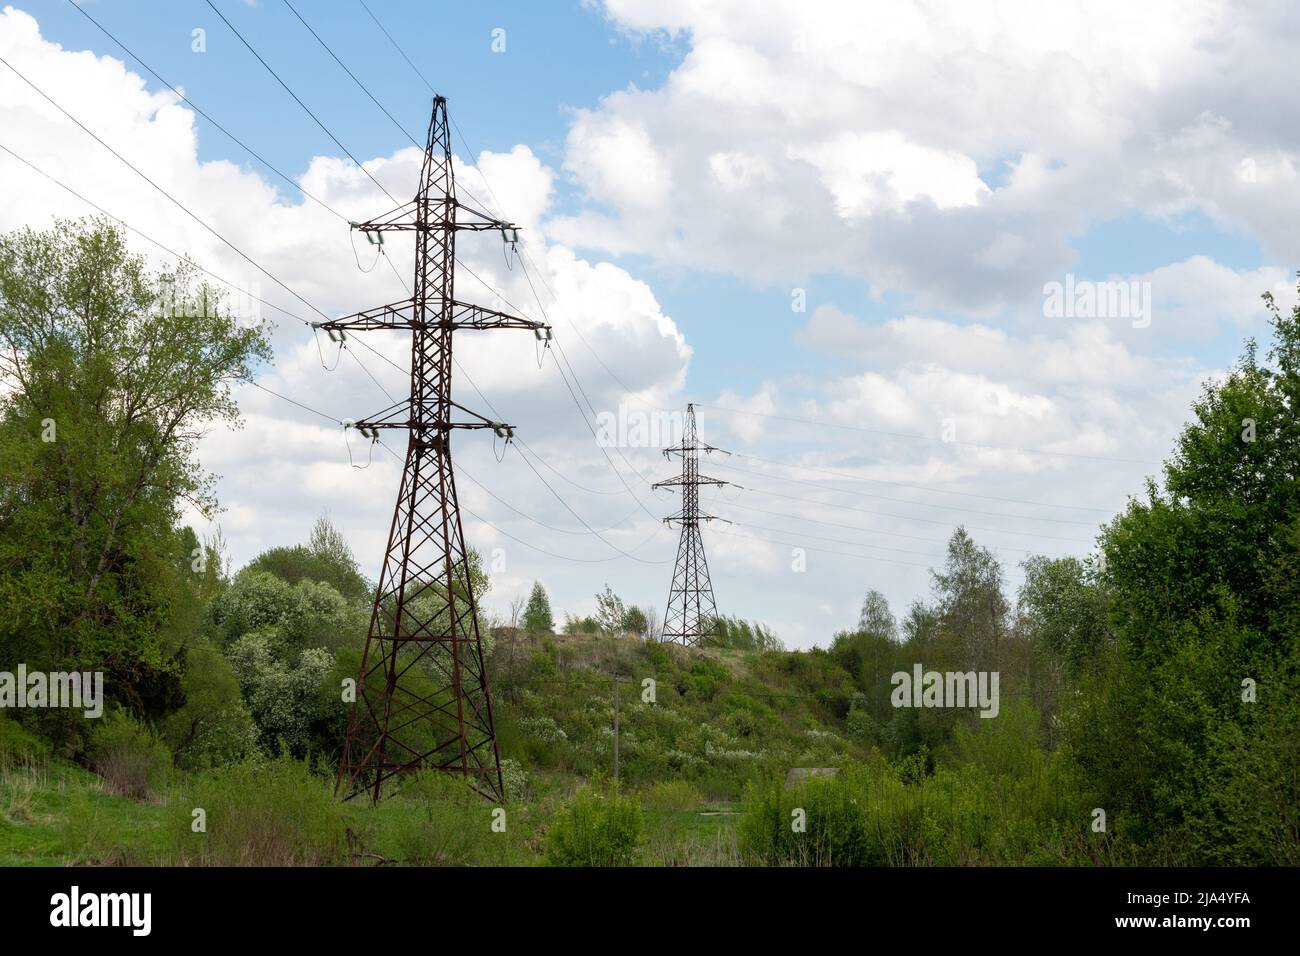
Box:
654;404;730;646
331;97;548;802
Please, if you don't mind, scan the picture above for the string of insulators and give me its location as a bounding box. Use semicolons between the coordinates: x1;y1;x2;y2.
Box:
343;420;380;442
351;221;384;246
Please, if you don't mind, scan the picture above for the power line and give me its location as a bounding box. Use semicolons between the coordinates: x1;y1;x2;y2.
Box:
731;450;1115;515
356;0;436;93
246;381;343;424
714;457;1099;526
0;55;333;324
0;139;310;329
713;526;935;572
371;438;662;565
697;402;1161;466
510;443;668;564
711;459;1100;544
65;0;350;226
280;0;423;151
203;0;400;205
717;497;1054;559
720;517;948;561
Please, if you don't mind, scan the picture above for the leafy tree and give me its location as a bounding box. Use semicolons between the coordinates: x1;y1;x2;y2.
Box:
1016;555;1112;677
522;581;554;635
158;643;258;770
0;219;270;729
227;634;336;757
707;615;783;651
931;527;1009;670
857;589;897;639
1066;283;1300;859
621;605;648;638
245;516;369;604
594;584;627;636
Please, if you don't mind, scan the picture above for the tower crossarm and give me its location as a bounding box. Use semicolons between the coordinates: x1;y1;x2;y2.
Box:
347;199;518;235
351;398;514;434
314;298;548;333
652;474;728;490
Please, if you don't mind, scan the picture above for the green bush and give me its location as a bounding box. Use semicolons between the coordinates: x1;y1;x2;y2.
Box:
544;785;645;866
640;779;703;811
362;770;515;866
172;755;351;865
88;710;172;800
0;712;48;769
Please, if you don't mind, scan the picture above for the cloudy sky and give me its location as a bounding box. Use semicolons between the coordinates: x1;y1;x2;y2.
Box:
2;0;1297;647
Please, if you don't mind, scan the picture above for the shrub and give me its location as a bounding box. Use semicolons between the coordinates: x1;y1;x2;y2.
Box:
159;645;258;770
544;786;645;866
88;710;171;800
172;755;351;865
640;779;703;812
363;770;513;866
0;712;48;770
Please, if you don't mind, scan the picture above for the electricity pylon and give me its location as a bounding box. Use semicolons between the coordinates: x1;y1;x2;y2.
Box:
330;96;547;802
654;403;729;646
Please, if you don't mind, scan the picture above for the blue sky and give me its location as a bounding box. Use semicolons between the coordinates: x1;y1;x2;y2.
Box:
5;1;1298;646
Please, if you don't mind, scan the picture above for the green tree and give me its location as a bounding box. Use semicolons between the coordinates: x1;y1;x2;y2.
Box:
522;581;554;635
857;589;897;639
621;605;648;638
1016;555;1112;677
931;527;1009;670
0;219;270;729
1066;283;1300;859
594;584;627;636
245;515;370;603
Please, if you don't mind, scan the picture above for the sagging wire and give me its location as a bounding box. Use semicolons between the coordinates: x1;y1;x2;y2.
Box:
344;420;380;469
501;226;519;270
349;225;383;273
491;423;515;463
533;325;553;369
312;324;345;370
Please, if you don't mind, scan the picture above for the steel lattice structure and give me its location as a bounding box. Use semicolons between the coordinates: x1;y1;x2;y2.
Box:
654;404;729;646
333;97;546;802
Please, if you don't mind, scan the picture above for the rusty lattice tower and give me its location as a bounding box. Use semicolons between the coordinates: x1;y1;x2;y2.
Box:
654;404;729;646
330;97;546;802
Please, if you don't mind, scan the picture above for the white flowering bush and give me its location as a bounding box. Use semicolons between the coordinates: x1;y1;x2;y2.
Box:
227;632;336;755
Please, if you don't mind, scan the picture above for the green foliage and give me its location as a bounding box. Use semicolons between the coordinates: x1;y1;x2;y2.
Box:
244;516;369;604
209;569;296;645
0;219;270;723
621;605;649;638
594;584;627;636
1017;557;1112;676
740;705;1092;866
88;710;172;801
0;711;49;770
1062;288;1300;862
705;615;783;651
640;779;703;811
227;634;337;756
544;784;645;867
857;589;897;639
158;643;258;770
171;755;351;865
522;580;554;635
